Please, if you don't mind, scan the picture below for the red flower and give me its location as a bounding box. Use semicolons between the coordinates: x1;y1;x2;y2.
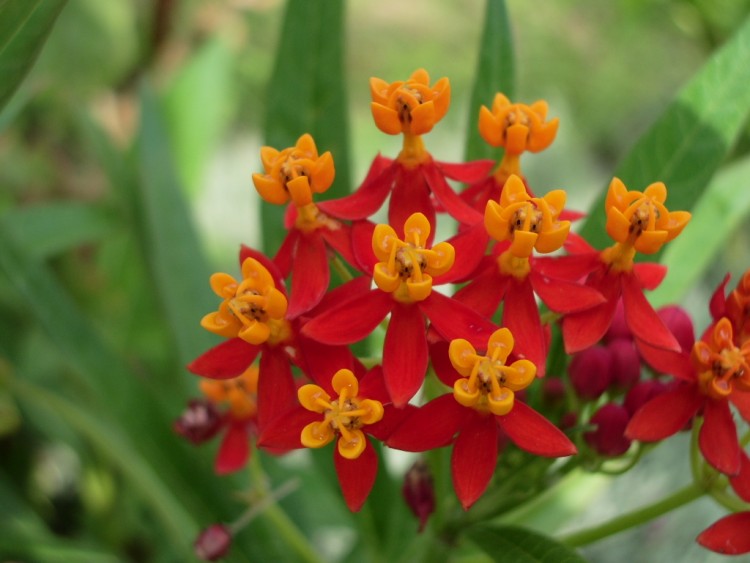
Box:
454;175;604;374
259;366;407;512
626;317;750;475
540;178;690;353
301;213;497;406
387;328;576;509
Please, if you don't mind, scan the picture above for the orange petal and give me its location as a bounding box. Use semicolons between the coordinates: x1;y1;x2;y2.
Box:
295;133;318;157
253;174;289;205
298;383;330;413
478;105;503;146
449;338;478;376
487;328;514;364
409;100;437;136
311;151;335;194
371;102;402;135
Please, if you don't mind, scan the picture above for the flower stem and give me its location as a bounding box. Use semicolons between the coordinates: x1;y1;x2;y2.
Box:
558;481;705;548
330;253;354;283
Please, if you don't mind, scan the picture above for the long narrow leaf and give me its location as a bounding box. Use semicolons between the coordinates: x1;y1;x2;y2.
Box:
135;85;216;376
0;0;66;111
578;16;750;250
465;0;515;162
261;0;350;253
650;155;750;307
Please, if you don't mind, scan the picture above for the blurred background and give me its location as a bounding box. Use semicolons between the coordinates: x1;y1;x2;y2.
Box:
1;0;750;561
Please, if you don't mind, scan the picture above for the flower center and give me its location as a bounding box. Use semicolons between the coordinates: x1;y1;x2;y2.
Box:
693;318;750;399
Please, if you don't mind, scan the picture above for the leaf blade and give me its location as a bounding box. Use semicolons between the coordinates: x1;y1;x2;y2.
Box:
467;524;586;563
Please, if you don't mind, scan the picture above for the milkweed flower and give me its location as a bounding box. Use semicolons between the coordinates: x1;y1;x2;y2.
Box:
301;212;496;406
455;175;604;374
259;366;406;512
190;248;355;435
540;178;691;353
321;69;492;233
626;316;750;476
251;134;357;318
387;328;576;509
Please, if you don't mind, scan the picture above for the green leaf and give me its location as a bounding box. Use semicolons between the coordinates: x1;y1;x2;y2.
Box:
0;202;113;260
261;0;350;253
135;84;216;374
465;0;515;162
467;524;586;563
650;154;750;307
0;0;66;111
163;36;235;196
577;15;750;250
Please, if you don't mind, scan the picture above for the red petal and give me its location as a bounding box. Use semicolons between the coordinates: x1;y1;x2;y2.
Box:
273;229;299;277
297;336;355;388
530;269;606;314
730;450;750;503
632;262;667;290
622;273;680;352
188;338;259;379
497;401;576;457
335;439;378;512
368;404;417;442
257;348;297;433
387;394;469;451
700;399;740;475
305;275;371;317
420;291;497;349
730;391;750;424
453;265;507;318
451;414;498;510
503;277;547;377
350;220;377;275
435;221;489;284
697;512;750;555
635;340;694;381
384;304;428;407
422;161;483;225
318;155;395;220
257;407;315;451
320;223;357;270
215;423;249;474
430;340;461;388
286;234;329;319
709;273;731;321
533;252;600;281
436;159;494;183
625;384;701;441
389;166;436;244
561;270;621;354
301;286;392;345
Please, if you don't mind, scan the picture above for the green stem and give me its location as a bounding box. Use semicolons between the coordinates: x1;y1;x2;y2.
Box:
559;481;705;548
249;456;325;563
330;253;354;283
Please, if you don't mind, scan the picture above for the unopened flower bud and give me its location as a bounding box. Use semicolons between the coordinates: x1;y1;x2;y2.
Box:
568;346;612;400
604;302;631;343
584;403;631;456
194;524;232;561
624;380;668;417
402;459;435;532
607;340;641;390
656;306;694;353
174;400;223;444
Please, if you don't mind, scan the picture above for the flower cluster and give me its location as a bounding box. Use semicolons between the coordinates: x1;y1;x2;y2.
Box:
174;68;750;558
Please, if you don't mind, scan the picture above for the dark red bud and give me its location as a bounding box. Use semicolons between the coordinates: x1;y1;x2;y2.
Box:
656;305;694;352
174;399;223;444
402;459;435;533
568;346;613;400
541;377;566;407
584;403;631;457
194;524;232;561
604;301;631;342
623;380;667;417
607;340;641;390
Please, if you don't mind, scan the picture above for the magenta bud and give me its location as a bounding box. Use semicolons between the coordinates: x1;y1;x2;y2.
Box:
541;377;566;407
568;346;613;400
624;380;668;417
584;403;632;456
174;399;223;444
607;340;641;390
657;306;694;353
402;459;435;533
604;301;631;342
194;524;232;561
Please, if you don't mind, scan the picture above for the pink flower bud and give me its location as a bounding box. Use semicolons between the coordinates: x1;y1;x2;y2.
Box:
623;380;668;417
568;346;613;400
584;403;631;456
194;524;232;561
656;305;694;352
607;340;641;390
402;459;435;532
174;400;223;444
